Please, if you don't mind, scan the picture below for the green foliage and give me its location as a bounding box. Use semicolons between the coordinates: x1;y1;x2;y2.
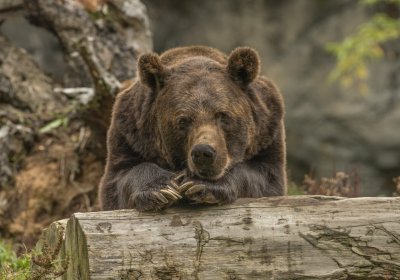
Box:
327;0;400;92
0;241;31;280
287;181;306;195
0;232;67;280
38;117;69;134
361;0;400;5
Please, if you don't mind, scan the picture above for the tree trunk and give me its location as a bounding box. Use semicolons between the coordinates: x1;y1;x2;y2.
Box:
0;33;64;186
24;0;152;153
0;0;22;12
0;0;151;247
35;196;400;279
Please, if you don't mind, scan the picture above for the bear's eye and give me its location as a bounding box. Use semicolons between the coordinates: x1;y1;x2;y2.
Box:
216;112;232;126
177;117;192;130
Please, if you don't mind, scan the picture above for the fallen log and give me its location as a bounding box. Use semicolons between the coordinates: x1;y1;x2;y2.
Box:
36;196;400;279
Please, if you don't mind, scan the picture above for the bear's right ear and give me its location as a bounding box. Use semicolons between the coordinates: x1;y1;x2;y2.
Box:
137;53;165;91
227;47;260;87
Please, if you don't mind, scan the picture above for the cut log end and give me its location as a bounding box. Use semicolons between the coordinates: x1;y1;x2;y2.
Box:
36;196;400;279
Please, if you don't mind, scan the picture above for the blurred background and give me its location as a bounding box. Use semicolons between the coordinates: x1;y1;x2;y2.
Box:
142;0;400;197
0;0;399;258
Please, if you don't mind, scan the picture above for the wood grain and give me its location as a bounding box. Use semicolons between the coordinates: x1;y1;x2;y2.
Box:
37;196;400;279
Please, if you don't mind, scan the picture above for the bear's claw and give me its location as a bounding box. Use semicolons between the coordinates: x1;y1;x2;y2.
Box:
168;180;180;189
185;184;206;196
171;179;221;204
145;174;226;208
173;172;185;183
160;188;181;200
177;181;195;193
185;184;219;204
166;185;182;198
151;191;169;204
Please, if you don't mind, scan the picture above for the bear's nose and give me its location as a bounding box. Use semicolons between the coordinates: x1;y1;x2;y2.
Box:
191;144;216;167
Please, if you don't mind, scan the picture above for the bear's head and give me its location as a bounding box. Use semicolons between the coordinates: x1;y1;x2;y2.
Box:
137;47;263;180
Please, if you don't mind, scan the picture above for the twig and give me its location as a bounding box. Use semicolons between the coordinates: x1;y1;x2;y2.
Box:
78;36;121;97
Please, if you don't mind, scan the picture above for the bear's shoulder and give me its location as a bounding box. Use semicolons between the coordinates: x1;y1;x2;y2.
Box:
160;45;227;66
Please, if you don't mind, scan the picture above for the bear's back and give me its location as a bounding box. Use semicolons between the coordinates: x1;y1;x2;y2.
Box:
160;46;227;67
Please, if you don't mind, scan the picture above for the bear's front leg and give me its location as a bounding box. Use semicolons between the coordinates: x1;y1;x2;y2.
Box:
126;164;184;211
177;175;238;205
102;163;182;211
128;182;183;212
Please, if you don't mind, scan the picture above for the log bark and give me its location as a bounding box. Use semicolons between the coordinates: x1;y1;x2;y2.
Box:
36;196;400;279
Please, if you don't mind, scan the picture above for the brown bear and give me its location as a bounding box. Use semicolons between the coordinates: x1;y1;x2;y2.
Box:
99;45;287;211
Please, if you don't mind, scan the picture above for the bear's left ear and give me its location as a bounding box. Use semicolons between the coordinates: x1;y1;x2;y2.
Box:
227;47;260;86
137;53;165;91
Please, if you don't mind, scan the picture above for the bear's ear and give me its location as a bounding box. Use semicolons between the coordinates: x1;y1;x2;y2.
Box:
227;47;260;86
137;53;165;91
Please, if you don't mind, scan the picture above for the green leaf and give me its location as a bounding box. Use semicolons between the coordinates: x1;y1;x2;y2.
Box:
0;241;31;280
326;10;400;91
287;182;306;195
39;117;68;134
361;0;400;5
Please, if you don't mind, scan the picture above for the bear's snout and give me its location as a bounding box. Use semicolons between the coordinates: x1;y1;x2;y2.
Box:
191;144;216;168
187;124;229;180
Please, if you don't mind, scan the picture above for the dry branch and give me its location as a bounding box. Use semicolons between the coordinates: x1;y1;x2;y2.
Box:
37;196;400;279
0;34;66;187
24;0;152;152
0;0;151;246
0;0;22;12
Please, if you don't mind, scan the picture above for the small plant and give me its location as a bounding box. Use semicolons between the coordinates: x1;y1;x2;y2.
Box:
0;229;68;280
301;170;360;197
30;229;68;280
327;0;400;92
393;176;400;196
287;181;306;195
0;241;31;280
38;117;69;134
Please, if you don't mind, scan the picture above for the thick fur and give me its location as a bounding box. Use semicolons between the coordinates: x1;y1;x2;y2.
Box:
99;45;287;211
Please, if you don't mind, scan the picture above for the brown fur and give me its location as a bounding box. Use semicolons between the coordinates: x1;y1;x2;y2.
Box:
99;45;287;211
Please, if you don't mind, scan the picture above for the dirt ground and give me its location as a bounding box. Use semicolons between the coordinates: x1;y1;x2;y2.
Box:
1;121;103;251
